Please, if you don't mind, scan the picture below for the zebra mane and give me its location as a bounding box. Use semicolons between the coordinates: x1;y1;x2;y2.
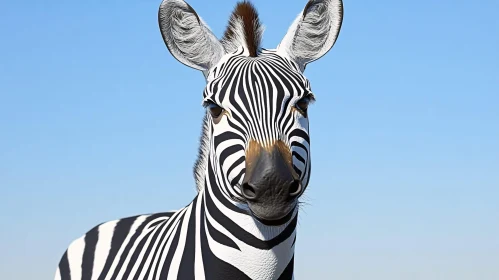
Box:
221;1;264;57
193;114;210;192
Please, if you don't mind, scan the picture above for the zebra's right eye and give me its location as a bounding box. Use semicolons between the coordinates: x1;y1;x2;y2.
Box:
205;101;224;118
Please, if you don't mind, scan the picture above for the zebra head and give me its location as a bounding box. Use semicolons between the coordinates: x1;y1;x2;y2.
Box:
159;0;343;225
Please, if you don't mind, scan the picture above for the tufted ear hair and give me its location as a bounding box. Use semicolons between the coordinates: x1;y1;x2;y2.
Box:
158;0;225;75
277;0;343;71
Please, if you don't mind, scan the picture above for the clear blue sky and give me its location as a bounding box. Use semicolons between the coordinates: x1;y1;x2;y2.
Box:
1;0;498;279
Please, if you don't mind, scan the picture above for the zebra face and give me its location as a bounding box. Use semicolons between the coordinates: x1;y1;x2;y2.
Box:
202;50;314;224
159;0;343;225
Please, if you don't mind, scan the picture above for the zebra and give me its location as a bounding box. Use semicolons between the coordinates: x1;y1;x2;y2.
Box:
54;0;343;279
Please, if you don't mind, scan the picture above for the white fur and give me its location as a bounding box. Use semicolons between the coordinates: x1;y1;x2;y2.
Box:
277;0;344;71
159;0;225;76
54;268;61;280
92;221;118;280
67;236;85;279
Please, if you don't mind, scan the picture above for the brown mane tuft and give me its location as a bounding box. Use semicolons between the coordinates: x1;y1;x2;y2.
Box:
222;1;262;57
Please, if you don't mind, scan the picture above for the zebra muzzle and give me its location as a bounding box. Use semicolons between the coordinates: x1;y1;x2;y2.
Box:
241;140;301;225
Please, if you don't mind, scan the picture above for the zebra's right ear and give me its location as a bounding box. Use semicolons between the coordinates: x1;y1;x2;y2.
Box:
158;0;225;75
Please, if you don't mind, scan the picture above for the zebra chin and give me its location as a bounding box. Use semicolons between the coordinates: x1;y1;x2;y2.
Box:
248;200;298;226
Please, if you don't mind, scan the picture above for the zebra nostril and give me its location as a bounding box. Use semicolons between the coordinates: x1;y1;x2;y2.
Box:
289;180;302;197
241;183;258;201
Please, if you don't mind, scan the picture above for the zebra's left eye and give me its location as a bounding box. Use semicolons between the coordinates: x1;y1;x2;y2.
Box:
205;101;224;118
295;94;315;116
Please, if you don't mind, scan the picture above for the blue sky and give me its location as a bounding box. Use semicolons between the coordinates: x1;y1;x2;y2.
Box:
1;0;498;279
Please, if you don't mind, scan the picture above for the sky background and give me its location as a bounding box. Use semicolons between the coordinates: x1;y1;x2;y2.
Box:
1;0;498;279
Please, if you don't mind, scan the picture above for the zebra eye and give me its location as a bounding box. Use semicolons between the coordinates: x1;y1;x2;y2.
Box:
295;95;313;115
205;101;224;118
295;93;316;117
296;98;310;112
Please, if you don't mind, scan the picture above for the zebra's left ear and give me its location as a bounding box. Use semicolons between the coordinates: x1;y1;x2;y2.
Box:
277;0;343;71
158;0;225;76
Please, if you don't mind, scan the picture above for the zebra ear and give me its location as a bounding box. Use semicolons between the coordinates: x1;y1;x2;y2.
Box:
158;0;225;74
277;0;343;71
